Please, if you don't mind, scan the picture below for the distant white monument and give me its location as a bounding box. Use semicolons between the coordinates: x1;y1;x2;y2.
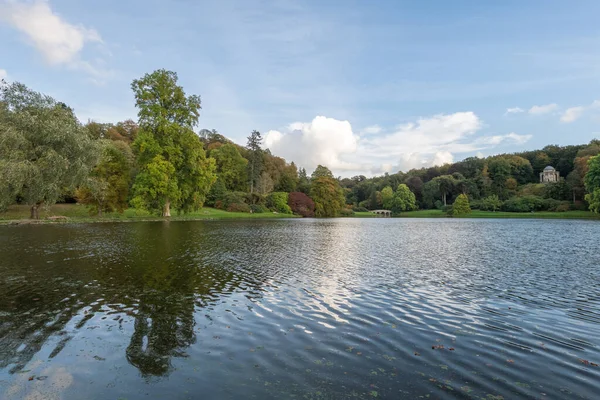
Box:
540;166;559;183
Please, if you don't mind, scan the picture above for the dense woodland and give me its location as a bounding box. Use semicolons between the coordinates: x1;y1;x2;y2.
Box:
1;69;600;219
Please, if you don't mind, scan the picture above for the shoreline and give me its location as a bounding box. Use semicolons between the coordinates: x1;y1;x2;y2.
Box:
2;208;599;225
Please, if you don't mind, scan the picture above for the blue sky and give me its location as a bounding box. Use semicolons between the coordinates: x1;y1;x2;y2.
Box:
1;0;599;176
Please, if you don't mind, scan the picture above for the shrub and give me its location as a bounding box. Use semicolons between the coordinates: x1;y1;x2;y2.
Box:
227;202;251;213
352;206;369;212
502;195;545;212
221;191;248;209
339;208;354;217
480;195;503;212
288;192;315;217
544;198;561;211
250;204;268;213
266;192;292;214
556;202;570;212
451;194;471;216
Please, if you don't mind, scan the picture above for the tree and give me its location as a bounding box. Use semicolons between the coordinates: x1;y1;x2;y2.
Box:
255;171;274;195
310;165;345;217
76;140;133;215
246;130;263;194
288;192;315;217
276;162;299;192
381;186;394;209
297;167;311;194
432;175;456;206
209;143;247;191
481;195;502;212
452;194;471;216
390;184;417;214
584;155;600;213
129;70;216;217
0;82;98;218
266;192;292;214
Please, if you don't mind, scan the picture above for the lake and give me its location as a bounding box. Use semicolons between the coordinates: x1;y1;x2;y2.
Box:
0;218;599;399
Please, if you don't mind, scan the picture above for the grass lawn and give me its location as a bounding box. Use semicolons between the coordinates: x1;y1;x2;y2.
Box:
0;204;299;223
398;209;600;220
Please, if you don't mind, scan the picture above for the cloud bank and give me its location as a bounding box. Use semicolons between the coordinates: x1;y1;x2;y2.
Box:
264;113;532;176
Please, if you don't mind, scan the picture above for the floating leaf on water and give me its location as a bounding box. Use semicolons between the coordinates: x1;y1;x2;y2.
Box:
370;391;378;398
506;359;514;363
449;348;455;351
28;376;34;381
590;362;598;367
578;359;590;365
414;352;421;356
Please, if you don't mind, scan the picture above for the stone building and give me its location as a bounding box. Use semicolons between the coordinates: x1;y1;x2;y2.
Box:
540;166;560;183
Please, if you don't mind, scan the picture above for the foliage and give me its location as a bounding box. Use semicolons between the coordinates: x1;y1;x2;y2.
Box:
246;130;263;194
288;192;315;217
129;69;216;216
209;143;248;191
310;166;346;217
451;194;471;216
352;206;369;212
502;195;546;212
381;186;394;209
76;140;133;215
0;82;98;218
339;208;355;217
255;171;274;195
266;192;292;214
480;195;503;212
585;155;600;212
227;202;251;213
390;184;417;214
249;204;269;213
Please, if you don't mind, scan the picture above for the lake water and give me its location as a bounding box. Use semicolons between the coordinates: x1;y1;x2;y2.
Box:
0;219;599;399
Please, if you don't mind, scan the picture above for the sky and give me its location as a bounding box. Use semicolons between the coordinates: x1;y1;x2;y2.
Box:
1;0;600;177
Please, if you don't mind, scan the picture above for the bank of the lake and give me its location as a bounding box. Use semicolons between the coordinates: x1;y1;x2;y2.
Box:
354;209;600;220
0;204;300;224
1;204;599;225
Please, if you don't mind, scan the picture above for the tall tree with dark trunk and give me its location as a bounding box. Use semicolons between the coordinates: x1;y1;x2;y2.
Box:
129;70;216;217
246;130;263;194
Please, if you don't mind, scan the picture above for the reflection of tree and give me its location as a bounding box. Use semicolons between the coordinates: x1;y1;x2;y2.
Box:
0;221;265;379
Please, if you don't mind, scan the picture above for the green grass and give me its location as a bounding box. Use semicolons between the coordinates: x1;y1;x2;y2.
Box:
1;204;598;224
397;209;600;220
0;204;299;224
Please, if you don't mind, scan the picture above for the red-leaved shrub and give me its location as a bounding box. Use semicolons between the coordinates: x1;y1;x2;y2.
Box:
288;192;315;217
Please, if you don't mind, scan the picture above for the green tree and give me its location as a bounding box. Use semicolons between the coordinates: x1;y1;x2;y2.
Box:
481;195;502;212
0;82;98;218
390;184;417;213
76;140;133;215
310;165;345;217
381;186;394;209
276;162;299;192
432;175;456;206
266;192;292;214
130;69;216;216
246;130;263;194
584;155;600;213
452;194;472;216
210;143;248;191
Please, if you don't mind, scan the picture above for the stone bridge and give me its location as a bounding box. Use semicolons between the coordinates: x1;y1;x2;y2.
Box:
371;209;392;217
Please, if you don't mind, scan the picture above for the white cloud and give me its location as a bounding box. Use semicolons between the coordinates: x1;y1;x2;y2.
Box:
265;112;532;176
361;124;382;135
560;100;600;123
0;0;108;79
505;107;524;115
264;116;362;173
528;103;559;115
0;69;7;80
560;106;586;123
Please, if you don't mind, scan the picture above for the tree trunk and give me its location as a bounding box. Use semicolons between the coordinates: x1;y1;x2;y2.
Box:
573;191;576;203
442;193;447;206
98;207;103;217
30;203;40;220
163;199;171;217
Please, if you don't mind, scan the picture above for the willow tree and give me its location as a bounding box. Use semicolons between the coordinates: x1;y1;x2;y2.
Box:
0;82;97;218
130;70;216;217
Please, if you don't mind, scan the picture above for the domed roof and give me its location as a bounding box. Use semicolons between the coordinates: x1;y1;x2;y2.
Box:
544;165;555;171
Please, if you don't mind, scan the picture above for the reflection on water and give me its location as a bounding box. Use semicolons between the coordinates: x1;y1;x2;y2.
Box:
1;219;600;399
